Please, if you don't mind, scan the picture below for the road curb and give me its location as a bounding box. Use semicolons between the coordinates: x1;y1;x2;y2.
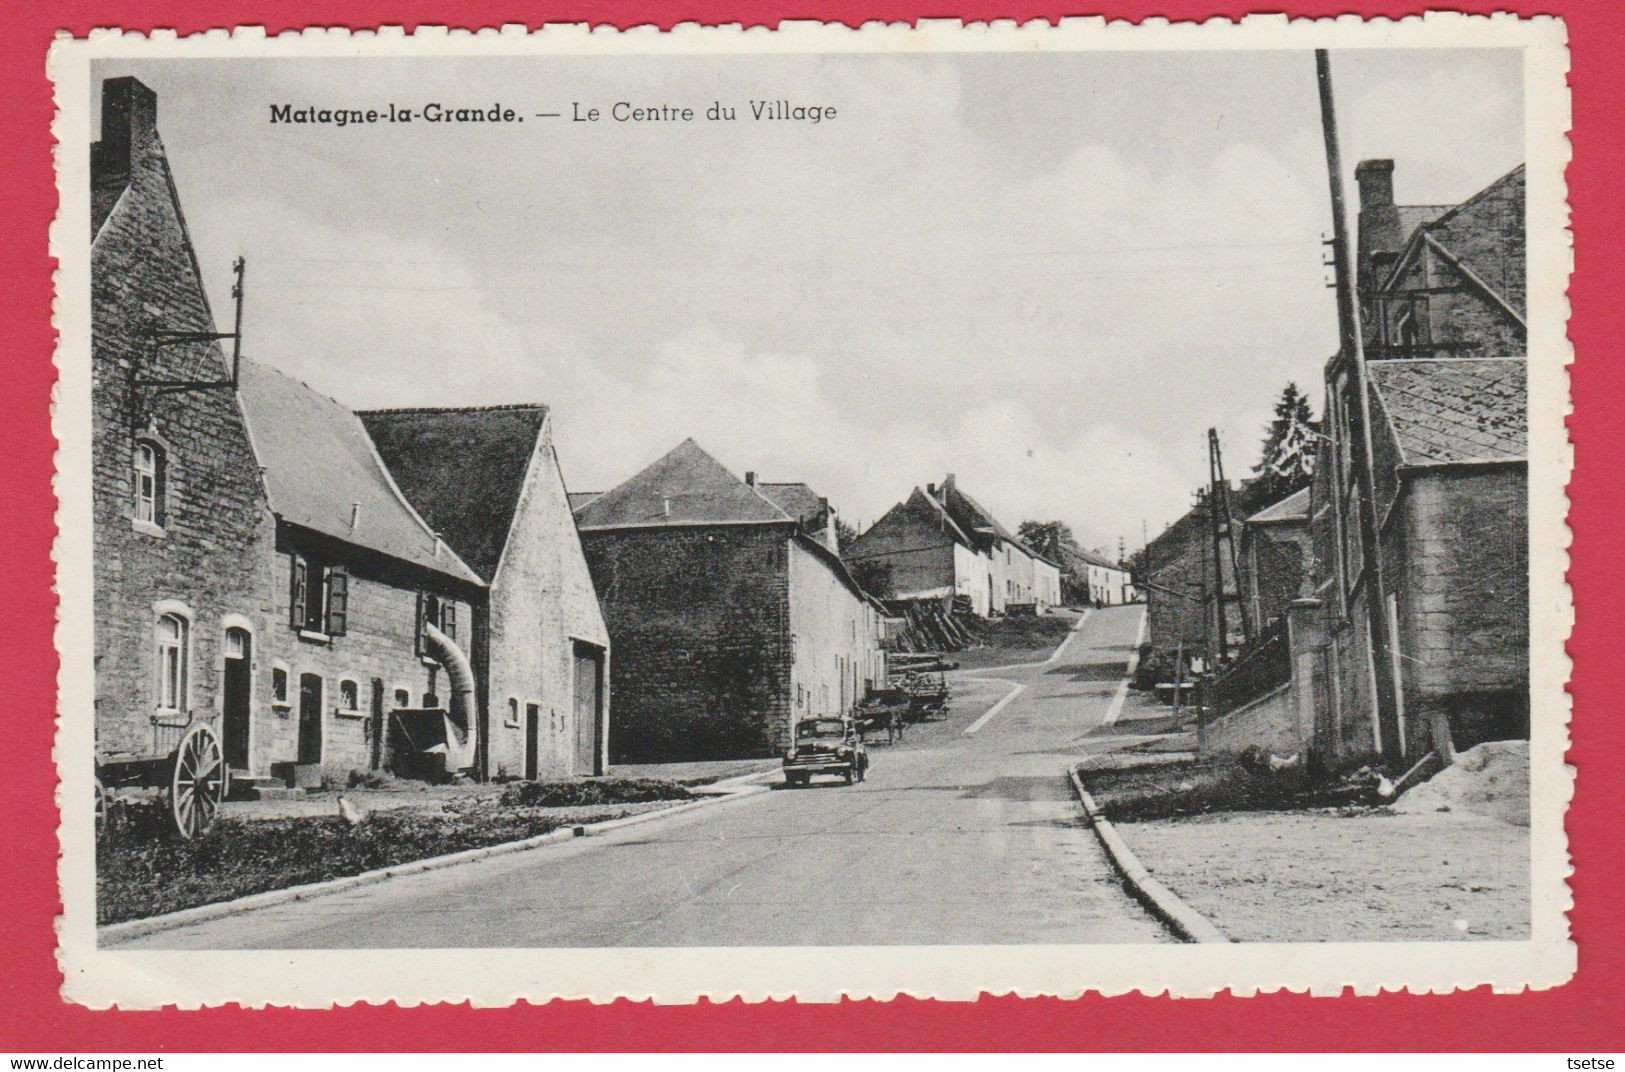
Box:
99;783;771;946
1067;765;1230;944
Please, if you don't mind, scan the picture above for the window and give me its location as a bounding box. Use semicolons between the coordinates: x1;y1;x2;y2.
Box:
337;678;360;713
290;554;348;636
506;697;520;727
154;612;188;713
416;593;457;653
394;688;411;709
271;664;290;707
133;440;165;528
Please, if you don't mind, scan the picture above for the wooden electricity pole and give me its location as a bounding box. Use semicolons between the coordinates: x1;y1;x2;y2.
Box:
1316;50;1403;764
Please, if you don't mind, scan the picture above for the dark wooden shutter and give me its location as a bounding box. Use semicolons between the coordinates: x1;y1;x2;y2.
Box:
414;591;426;656
442;599;456;641
327;567;349;636
290;555;308;630
153;445;168;527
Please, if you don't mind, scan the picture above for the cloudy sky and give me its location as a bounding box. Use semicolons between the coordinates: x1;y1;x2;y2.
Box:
95;46;1522;554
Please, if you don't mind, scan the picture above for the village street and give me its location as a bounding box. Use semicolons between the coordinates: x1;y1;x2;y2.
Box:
118;605;1171;949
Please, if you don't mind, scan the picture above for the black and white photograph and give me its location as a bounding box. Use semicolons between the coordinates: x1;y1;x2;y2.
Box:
51;17;1572;1006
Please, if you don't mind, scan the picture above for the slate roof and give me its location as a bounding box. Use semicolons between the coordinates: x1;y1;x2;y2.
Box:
1058;542;1124;572
359;405;550;581
1396;204;1452;244
757;482;826;526
1370;358;1527;465
905;487;974;547
938;479;1016;545
567;491;601;512
1247;486;1311;525
235;360;482;585
574;438;794;530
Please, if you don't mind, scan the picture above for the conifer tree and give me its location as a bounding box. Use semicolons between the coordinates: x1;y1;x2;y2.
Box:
1253;382;1318;503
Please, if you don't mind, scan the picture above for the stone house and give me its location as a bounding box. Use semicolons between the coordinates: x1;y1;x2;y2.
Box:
845;474;1057;615
1285;159;1529;771
361;405;612;779
90;76;281;773
236;360;485;779
575;439;885;762
842;487;992;614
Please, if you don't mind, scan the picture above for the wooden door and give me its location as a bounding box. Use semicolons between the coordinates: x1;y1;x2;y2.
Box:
572;644;602;775
297;673;323;765
525;705;540;780
222;628;251;770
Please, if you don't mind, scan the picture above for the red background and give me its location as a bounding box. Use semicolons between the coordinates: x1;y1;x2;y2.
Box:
2;0;1617;1051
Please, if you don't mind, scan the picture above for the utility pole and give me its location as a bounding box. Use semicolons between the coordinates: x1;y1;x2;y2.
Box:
1316;49;1403;764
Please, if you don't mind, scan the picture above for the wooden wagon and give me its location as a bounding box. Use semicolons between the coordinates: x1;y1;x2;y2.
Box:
95;713;229;839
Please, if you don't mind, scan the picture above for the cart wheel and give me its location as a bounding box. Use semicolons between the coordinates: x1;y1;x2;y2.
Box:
170;723;226;839
94;777;106;841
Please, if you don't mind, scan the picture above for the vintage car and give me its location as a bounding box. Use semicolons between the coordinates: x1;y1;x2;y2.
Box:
783;717;868;786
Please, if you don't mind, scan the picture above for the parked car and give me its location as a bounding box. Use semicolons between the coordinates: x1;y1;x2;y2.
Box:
783;717;868;787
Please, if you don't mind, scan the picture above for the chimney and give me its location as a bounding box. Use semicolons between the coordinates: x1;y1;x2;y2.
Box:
1354;159;1395;212
926;483;937;498
744;471;757;488
93;77;159;184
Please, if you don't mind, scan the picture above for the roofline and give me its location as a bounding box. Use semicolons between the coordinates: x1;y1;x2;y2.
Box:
577;518;797;533
1397;457;1527;476
275;517;487;591
488;410;551;589
790;529;874;604
1421;232;1527;330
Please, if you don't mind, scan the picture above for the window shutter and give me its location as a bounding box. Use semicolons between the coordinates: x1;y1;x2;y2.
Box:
153;448;167;527
442;599;456;641
290;555;308;629
414;591;426;656
327;567;349;636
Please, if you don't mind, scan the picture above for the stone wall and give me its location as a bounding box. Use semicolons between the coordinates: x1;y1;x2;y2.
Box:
1203;684;1299;756
261;541;475;776
844;503;957;604
484;422;612;779
582;524;792;762
1395;466;1529;753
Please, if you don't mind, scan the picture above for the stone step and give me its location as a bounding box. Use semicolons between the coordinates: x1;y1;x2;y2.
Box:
247;785;307;802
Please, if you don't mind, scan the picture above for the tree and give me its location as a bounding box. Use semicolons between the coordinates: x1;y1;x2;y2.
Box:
835;516;861;555
1252;382;1318;504
1017;520;1075;560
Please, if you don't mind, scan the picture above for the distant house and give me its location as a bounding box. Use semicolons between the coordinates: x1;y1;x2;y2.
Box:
1240;486;1310;632
842;487;991;614
575;439;885;762
237;361;486;780
845;474;1058;614
1057;544;1135;607
362;405;612;779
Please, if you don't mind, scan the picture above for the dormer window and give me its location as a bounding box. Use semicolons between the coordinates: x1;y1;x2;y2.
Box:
133;439;166;531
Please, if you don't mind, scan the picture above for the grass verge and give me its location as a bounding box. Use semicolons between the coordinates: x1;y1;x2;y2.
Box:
96;787;684;925
1082;752;1385;821
500;777;693;807
954;614;1076;669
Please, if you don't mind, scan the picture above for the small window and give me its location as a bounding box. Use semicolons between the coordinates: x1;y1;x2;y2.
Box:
154;612;188;712
417;593;455;651
271;664;290;707
133;440;166;528
507;697;520;726
338;678;360;712
394;688;411;709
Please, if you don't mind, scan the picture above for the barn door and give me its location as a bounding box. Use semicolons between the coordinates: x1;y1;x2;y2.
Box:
572;643;603;775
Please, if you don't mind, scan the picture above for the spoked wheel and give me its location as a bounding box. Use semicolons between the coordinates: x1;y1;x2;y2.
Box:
169;723;226;839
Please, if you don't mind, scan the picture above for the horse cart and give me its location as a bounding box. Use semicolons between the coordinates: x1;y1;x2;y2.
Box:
95;714;229;839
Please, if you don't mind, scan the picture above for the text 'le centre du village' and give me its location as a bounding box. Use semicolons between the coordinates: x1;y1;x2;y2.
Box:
269;99;838;126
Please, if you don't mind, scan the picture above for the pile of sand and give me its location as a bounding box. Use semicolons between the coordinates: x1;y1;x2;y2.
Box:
1391;739;1529;826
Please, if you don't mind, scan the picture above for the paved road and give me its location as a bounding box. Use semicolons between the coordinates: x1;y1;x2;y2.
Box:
121;605;1168;948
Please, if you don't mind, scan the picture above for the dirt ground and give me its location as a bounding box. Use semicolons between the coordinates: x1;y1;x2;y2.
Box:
1119;807;1530;942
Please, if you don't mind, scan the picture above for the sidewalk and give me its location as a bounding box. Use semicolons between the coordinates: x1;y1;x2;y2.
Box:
1115;806;1529;942
1083;736;1532;943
